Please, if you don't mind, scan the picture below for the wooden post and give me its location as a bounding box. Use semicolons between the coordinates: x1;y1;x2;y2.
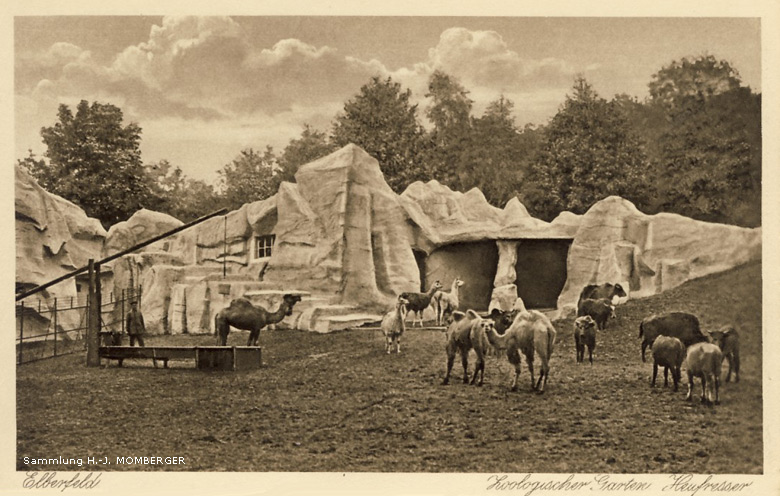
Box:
53;297;58;357
86;260;102;367
223;216;227;278
18;302;24;365
121;288;125;335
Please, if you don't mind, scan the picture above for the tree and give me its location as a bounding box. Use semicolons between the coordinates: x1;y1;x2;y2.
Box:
424;71;474;184
521;77;650;220
276;125;336;184
32;100;152;228
457;95;533;206
648;55;742;111
331;76;427;193
217;147;278;211
144;160;222;222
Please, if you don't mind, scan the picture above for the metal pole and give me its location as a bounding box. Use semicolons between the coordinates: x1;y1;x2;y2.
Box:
53;298;58;358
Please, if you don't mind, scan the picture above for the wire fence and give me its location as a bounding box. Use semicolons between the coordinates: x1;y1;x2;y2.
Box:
16;287;142;365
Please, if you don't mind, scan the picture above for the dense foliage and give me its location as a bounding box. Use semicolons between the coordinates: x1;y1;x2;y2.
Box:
21;55;761;228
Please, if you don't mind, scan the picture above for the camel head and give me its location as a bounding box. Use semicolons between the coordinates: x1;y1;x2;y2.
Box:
282;294;302;315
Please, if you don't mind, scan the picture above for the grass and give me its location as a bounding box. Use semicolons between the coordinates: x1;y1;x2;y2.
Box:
16;261;762;473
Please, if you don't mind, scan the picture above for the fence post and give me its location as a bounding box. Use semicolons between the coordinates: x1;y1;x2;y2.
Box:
19;302;24;365
53;297;58;358
86;260;102;367
121;288;125;335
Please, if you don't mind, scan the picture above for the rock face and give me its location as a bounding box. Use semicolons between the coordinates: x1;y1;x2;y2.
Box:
15;146;763;337
15;166;106;338
556;196;762;317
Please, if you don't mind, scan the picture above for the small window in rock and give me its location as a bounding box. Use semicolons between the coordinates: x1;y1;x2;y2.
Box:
255;235;275;259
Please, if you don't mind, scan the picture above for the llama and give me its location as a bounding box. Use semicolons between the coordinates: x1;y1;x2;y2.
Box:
434;278;465;326
380;296;409;354
400;281;443;327
483;310;557;393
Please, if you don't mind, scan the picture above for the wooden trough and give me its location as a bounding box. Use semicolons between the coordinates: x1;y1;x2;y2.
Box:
99;346;262;371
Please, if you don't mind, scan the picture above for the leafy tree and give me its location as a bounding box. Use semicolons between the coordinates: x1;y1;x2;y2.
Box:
651;87;761;226
276;124;336;184
649;55;742;111
144;160;222;222
217;147;278;211
457;95;534;206
31;100;152;228
331;76;427;193
521;77;650;220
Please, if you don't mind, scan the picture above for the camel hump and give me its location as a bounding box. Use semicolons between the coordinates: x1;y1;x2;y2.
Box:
228;298;254;309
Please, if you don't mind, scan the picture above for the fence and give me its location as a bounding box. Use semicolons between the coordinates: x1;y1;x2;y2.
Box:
16;287;142;365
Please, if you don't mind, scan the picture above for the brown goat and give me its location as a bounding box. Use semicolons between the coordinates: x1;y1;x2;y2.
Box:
708;326;740;383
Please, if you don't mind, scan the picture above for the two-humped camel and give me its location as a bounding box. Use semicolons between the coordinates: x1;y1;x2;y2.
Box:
215;294;302;346
483;310;557;393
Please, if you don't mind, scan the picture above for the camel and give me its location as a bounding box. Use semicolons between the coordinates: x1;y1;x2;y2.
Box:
215;294;302;346
483;310;557;393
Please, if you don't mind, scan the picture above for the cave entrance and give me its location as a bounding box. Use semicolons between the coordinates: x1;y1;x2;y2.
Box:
425;241;498;311
514;239;573;309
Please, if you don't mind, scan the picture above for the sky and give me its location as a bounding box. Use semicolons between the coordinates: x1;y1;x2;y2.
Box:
14;16;762;183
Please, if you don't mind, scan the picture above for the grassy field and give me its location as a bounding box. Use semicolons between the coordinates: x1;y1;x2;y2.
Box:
16;261;762;473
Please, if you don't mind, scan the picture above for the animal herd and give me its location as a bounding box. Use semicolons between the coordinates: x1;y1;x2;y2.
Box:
214;278;743;406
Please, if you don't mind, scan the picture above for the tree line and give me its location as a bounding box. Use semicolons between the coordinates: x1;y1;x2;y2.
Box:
19;54;760;229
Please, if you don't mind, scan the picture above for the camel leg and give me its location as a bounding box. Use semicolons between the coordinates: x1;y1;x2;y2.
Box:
443;353;455;385
508;348;521;391
685;370;694;401
461;350;470;384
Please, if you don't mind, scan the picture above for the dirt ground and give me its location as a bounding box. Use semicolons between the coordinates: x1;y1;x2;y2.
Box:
16;261;762;473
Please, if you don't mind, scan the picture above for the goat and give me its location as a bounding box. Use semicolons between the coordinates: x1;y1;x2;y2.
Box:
483;310;557;393
400;281;443;327
380;296;409;354
651;335;685;391
707;326;740;383
685;342;723;404
574;315;597;365
638;312;706;362
577;298;615;331
434;278;465;326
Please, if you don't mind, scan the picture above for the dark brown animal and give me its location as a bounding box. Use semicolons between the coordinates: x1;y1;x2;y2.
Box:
708;326;740;382
215;294;302;346
574;315;597;364
578;283;626;308
651;335;685;391
638;312;707;362
488;308;519;335
577;298;615;330
401;281;443;327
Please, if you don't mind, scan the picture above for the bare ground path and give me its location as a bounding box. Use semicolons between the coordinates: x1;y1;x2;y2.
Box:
17;261;762;473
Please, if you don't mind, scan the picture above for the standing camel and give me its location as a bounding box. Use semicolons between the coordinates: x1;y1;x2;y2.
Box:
215;294;302;346
483;310;557;393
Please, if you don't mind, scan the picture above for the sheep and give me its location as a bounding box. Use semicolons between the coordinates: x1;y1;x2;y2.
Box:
707;326;740;383
483;310;557;393
638;312;706;362
574;315;597;365
685;342;723;404
651;335;685;391
442;310;492;386
577;298;616;331
433;278;465;326
400;280;443;327
380;296;408;354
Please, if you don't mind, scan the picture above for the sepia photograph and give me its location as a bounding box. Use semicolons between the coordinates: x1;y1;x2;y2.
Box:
3;3;778;495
